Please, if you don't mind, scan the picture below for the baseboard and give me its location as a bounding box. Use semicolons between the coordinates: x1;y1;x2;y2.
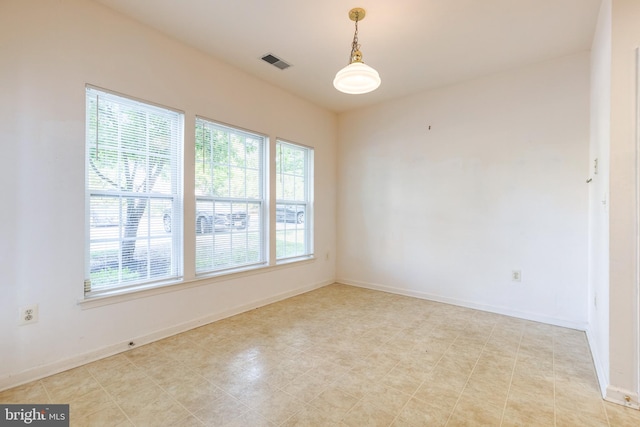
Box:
0;279;332;392
585;327;609;398
606;386;640;409
337;278;588;331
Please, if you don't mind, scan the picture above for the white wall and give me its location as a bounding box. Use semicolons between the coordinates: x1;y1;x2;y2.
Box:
607;0;640;407
337;53;590;328
0;0;337;390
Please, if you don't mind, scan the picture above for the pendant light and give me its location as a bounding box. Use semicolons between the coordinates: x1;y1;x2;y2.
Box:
333;8;381;95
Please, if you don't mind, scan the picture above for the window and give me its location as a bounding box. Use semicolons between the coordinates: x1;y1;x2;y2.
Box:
276;140;313;260
85;87;183;296
195;118;265;273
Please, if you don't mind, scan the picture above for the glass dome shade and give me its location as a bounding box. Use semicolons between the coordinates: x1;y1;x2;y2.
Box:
333;61;381;94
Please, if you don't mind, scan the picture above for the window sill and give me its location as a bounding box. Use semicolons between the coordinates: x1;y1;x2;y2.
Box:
78;256;316;309
275;254;316;266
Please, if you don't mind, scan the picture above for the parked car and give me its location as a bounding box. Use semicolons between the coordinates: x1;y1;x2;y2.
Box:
163;210;249;233
276;205;305;224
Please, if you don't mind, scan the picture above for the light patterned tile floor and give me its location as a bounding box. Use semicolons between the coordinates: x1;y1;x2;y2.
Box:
2;284;640;426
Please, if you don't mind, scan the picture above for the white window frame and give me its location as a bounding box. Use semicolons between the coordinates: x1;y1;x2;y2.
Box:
194;117;267;275
84;86;184;297
275;139;314;261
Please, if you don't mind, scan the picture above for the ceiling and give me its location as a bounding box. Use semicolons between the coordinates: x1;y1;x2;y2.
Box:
94;0;601;113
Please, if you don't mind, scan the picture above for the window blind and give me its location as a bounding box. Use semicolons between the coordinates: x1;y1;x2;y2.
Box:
275;140;313;260
85;87;183;295
194;118;265;274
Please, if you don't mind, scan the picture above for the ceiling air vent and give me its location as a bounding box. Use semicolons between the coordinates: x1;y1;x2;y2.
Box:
261;53;291;70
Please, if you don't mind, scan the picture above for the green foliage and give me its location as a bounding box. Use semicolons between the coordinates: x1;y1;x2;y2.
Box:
90;267;139;289
276;143;305;176
195;120;260;198
195;232;261;272
276;142;306;201
275;229;306;258
87;95;174;194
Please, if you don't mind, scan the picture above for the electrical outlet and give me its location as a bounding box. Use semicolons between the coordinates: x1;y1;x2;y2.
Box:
511;270;522;282
19;305;39;325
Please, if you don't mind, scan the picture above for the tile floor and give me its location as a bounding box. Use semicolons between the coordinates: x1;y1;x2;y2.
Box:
2;284;640;426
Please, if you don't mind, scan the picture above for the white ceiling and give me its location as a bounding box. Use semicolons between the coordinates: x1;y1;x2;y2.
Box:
94;0;601;113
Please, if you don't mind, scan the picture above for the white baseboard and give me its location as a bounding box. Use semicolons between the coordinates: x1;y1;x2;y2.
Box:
606;386;640;409
0;279;332;392
337;278;588;331
585;327;609;398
